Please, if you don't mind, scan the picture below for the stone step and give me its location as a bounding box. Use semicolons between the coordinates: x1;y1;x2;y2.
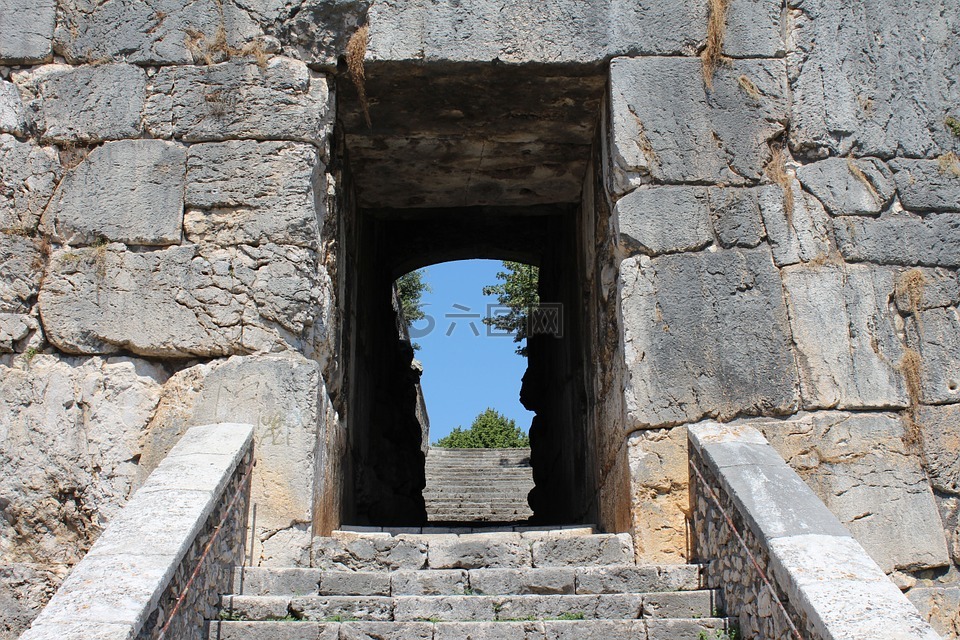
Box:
208;618;734;640
311;533;635;571
219;590;720;622
234;564;704;596
336;525;596;536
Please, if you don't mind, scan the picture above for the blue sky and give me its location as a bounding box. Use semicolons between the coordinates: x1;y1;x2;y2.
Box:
409;259;534;443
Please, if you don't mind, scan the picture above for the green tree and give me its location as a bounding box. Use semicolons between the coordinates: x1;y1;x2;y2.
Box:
482;261;539;356
396;269;431;323
433;408;530;448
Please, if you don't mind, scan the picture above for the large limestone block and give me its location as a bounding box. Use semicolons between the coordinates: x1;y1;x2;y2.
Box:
15;64;145;143
893;268;960;313
42;140;185;246
906;307;960;404
621;247;799;428
367;0;781;64
915;404;960;495
0;135;62;232
0;355;166;567
275;0;367;66
758;181;832;267
0;0;55;63
627;428;689;564
145;58;332;144
38;242;329;357
615;186;712;255
891;158;960;213
185;140;323;248
609;57;787;192
53;0;269;65
834;214;960;267
0;79;28;136
782;264;909;410
0;234;42;314
754;412;951;572
790;0;960;157
141;353;331;565
795;157;895;216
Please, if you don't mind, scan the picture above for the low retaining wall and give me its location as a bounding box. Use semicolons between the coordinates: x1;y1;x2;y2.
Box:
20;423;254;640
688;422;940;640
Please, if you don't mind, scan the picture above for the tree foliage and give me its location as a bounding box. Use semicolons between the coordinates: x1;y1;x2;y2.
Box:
482;261;539;356
396;269;430;324
433;408;530;448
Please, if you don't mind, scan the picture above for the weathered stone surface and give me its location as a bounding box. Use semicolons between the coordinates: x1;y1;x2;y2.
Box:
140;354;329;566
274;0;369;67
531;534;633;567
0;234;41;315
391;570;466;596
145;58;332;144
0;135;62;233
0;0;56;63
0;563;62;639
621;248;799;428
915;404;960;494
429;534;531;569
893;267;960;313
781;264;909;410
42;140;185;246
908;586;960;639
615;186;711;255
754;412;951;572
469;568;574;595
892;158;960;212
367;0;781;64
0;80;28;135
15;64;146;143
795;157;895;215
764;534;941;640
627;428;689;564
707;187;765;249
906;307;960;404
185;140;323;249
834;213;960;267
312;536;428;571
39;242;329;357
0;313;36;353
53;0;269;65
790;0;960;157
609;57;787;192
0;354;165;633
574;564;702;595
759;180;832;267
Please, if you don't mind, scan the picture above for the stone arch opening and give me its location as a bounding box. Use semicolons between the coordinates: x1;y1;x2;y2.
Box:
330;60;615;529
341;205;593;526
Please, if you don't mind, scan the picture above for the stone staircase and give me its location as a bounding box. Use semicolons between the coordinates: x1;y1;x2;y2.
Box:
209;528;733;639
424;448;535;523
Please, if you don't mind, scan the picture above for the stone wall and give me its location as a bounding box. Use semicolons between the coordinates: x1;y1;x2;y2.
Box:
0;3;349;636
604;2;960;635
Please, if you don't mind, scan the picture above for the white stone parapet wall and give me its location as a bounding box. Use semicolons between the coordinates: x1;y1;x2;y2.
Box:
688;422;941;640
18;423;254;640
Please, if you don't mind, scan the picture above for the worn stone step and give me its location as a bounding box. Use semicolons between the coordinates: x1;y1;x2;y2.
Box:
234;564;704;596
219;591;720;622
208;617;734;640
335;525;596;536
311;533;634;571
